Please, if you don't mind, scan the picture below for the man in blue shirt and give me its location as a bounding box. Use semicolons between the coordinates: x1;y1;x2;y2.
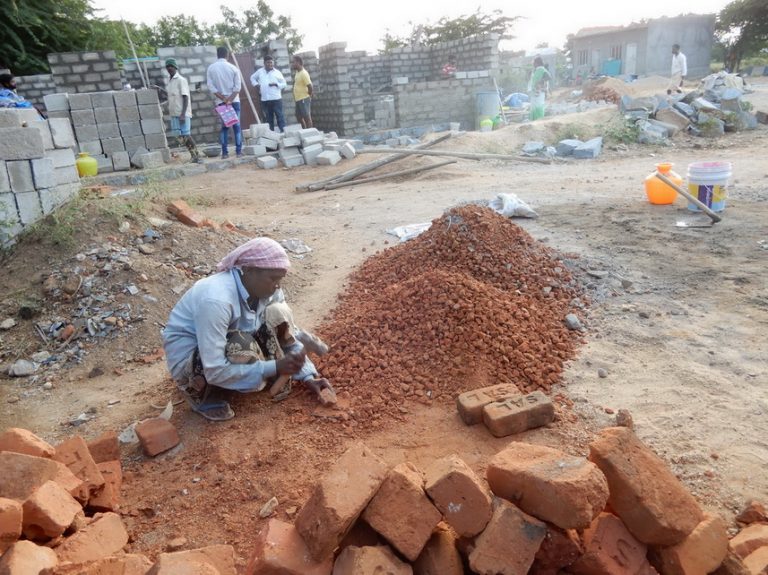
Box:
163;237;333;420
250;55;287;132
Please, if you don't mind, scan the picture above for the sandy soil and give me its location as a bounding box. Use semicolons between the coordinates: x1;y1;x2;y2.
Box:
0;79;766;566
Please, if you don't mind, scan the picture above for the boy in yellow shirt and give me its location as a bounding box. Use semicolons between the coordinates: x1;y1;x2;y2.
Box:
291;56;313;129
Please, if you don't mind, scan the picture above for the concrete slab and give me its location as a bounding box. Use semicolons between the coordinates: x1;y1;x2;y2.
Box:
7;161;35;192
67;93;92;111
31;158;55;189
48;119;76;149
43;93;70;112
14;191;43;225
0;128;45;160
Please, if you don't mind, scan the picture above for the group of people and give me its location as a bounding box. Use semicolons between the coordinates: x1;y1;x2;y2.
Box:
164;46;315;162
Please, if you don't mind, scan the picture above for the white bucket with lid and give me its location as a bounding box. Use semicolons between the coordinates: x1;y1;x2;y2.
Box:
686;161;731;212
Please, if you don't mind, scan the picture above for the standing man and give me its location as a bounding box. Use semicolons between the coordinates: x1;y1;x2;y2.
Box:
165;59;201;164
206;46;242;158
667;44;687;96
291;56;313;129
250;55;287;133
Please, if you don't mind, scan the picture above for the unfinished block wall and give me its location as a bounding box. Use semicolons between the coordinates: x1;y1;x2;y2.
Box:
0;109;80;245
13;74;57;110
394;77;494;131
46;51;123;94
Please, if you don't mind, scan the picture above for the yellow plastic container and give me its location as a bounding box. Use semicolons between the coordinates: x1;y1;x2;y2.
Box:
644;162;682;205
75;152;98;177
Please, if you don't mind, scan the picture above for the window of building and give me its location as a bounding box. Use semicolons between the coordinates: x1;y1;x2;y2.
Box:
578;50;589;66
611;45;622;60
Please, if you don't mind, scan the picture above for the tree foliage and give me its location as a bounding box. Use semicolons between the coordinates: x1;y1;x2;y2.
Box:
716;0;768;71
380;8;518;53
1;0;304;76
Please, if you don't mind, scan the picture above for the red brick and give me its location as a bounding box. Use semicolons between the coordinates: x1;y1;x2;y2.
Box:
338;520;384;552
0;428;55;458
87;461;122;512
413;524;463;575
53;436;105;499
737;500;767;525
530;526;583;575
86;432;120;464
22;480;83;540
651;513;729;575
0;497;22;553
487;442;609;530
0;452;83;503
333;545;412;575
41;554;152;574
166;200;191;216
147;545;237;575
712;552;750;575
744;548;768;575
176;210;205;228
570;512;649;575
469;498;547;575
482;391;555;437
456;383;524;425
588;427;703;545
423;454;492;538
52;461;87;503
55;512;129;564
362;462;442;561
244;519;332;575
134;419;180;457
0;540;58;574
295;443;388;561
730;523;768;560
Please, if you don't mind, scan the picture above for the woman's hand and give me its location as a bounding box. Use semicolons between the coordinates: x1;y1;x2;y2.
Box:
276;351;306;375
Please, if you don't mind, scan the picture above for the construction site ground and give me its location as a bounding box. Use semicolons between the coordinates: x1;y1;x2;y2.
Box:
1;78;766;569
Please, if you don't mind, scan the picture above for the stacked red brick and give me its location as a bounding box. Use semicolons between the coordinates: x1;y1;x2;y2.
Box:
317;206;584;427
243;431;768;575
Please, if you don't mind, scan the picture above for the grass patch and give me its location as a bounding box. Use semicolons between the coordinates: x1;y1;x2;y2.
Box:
603;117;640;145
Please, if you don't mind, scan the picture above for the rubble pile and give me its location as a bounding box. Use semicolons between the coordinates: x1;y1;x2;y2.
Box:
243;433;768;575
0;427;238;574
317;206;585;425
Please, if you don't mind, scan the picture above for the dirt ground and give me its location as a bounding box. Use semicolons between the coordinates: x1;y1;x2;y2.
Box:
1;78;766;568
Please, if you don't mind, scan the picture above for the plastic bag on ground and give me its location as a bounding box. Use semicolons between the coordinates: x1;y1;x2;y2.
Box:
488;193;538;219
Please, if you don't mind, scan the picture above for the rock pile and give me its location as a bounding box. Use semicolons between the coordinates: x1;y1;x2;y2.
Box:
0;426;234;574
317;206;584;426
243;432;768;575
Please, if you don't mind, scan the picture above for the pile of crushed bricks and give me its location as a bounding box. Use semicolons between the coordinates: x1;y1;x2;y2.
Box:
317;206;585;427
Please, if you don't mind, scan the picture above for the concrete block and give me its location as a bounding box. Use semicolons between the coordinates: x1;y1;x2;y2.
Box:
116;106;140;123
323;143;342;152
0;109;26;128
74;124;99;142
123;135;145;153
301;143;323;166
482;391;556;437
130;150;165;171
457;383;523;425
140;119;164;134
47;148;76;168
111;151;130;172
280;136;301;148
385;138;400;147
316;151;341;166
97;123;121;140
298;127;320;137
94;107;117;124
278;147;301;160
119;122;142;137
43;93;70;112
94;154;113;174
340;142;356;159
67;93;92;110
100;138;125;155
54;166;80;185
7;160;35;192
144;133;167;150
27;120;54;150
257;137;279;150
139;104;162;120
31;158;55;189
256;155;278;169
556;139;583;157
15;191;43;224
71;109;96;127
301;134;325;147
55;512;128;564
79;141;103;156
241;145;267;156
0;162;9;192
46;183;80;209
573;137;603;159
49;118;76;149
91;92;115;108
46;110;70;120
0;128;45;160
54;436;105;498
281;155;305;168
136;89;159;105
113;91;137;107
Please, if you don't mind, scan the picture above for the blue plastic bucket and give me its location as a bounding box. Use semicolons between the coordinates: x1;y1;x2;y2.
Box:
686;161;731;212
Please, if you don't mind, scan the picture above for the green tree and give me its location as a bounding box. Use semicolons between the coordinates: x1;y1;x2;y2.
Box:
151;15;216;48
716;0;768;71
214;2;303;53
0;0;96;75
380;8;518;52
87;20;156;60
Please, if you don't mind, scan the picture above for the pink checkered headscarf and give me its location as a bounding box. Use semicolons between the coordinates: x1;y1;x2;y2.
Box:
216;237;291;272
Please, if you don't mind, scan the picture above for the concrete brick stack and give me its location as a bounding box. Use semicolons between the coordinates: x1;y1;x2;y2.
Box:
46;51;123;94
0;426;241;574
238;429;750;575
0;110;79;244
43;89;169;174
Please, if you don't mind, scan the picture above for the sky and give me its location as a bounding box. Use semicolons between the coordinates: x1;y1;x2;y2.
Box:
90;0;730;55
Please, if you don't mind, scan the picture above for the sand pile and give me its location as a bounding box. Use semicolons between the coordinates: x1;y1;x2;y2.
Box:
317;206;584;423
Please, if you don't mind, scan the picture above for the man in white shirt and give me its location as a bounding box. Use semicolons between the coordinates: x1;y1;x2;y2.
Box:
206;46;243;158
165;59;201;163
668;44;687;96
250;55;287;132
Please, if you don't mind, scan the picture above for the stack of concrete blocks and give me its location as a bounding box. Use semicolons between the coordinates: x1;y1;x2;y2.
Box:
0;109;79;244
43;90;169;173
46;51;123;94
13;74;57;110
155;46;220;146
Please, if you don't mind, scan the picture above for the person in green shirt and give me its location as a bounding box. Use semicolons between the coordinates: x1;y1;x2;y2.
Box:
291;56;314;129
528;56;552;121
